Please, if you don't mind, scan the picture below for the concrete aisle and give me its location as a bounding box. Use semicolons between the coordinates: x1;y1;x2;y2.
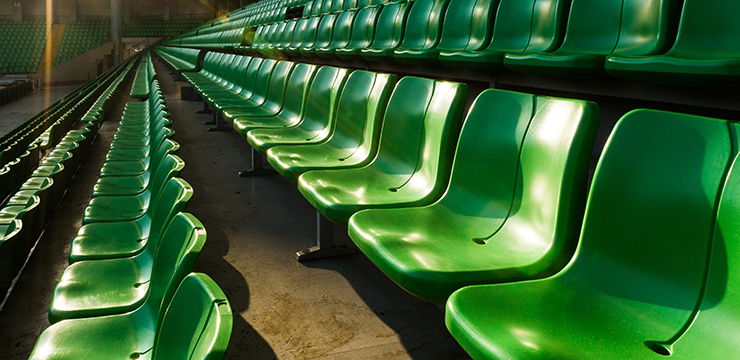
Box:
0;84;80;136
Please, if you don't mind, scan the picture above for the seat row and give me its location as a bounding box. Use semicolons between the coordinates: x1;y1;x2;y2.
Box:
181;0;740;88
0;61;133;207
29;76;233;360
164;46;740;357
155;46;203;73
130;52;156;100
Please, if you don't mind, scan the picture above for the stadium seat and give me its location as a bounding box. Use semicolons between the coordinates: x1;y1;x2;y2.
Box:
246;66;350;154
605;0;740;87
439;0;568;70
315;9;356;58
394;0;495;65
504;0;680;77
360;1;411;62
308;13;339;56
49;212;206;323
335;5;381;59
31;273;231;360
297;76;467;225
445;109;737;359
348;89;599;303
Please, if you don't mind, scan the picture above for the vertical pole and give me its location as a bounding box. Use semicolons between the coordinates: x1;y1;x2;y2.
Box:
110;0;122;65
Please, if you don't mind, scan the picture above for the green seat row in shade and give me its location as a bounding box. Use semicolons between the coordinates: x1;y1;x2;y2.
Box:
446;109;740;359
154;45;203;72
130;52;157;99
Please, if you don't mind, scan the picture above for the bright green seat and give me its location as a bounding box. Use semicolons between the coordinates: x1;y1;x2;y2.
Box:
285;17;310;55
71;177;194;263
246;66;349;154
100;135;177;178
232;63;318;135
210;57;264;113
83;154;184;224
605;0;740;88
348;89;599;303
360;1;411;62
439;0;568;70
335;5;380;59
31;272;230;360
276;19;299;52
267;71;396;181
316;9;356;58
220;60;294;123
49;212;206;324
306;13;338;56
504;0;680;77
297;16;321;56
298;77;467;224
390;0;450;64
445;109;737;360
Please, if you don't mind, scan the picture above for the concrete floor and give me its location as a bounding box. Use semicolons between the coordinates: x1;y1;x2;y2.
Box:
0;58;471;359
0;84;81;135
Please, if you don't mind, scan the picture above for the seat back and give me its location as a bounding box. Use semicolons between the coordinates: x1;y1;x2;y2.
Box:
289;18;310;50
397;0;450;52
326;9;356;51
144;177;194;255
143;154;186;221
276;63;319;122
567;110;735;339
293;66;350;140
439;0;498;53
342;5;381;53
314;13;339;50
278;19;298;49
258;60;295;112
303;0;315;17
371;77;467;200
153;273;232;360
325;70;397;165
666;0;740;59
242;58;279;106
330;0;345;12
486;0;567;54
556;0;677;56
300;15;321;49
146;212;207;325
228;57;253;95
366;1;410;51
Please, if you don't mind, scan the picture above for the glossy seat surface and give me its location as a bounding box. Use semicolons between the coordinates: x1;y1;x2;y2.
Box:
504;0;679;77
267;71;397;182
348;89;599;303
605;0;740;87
221;60;293;123
360;1;411;62
246;66;349;154
335;5;380;59
316;9;356;57
394;0;497;65
49;212;206;324
445;110;737;359
298;77;467;224
439;0;568;70
31;273;231;360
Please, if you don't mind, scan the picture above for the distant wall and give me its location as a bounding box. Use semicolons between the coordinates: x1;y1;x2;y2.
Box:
35;42;114;87
0;0;214;22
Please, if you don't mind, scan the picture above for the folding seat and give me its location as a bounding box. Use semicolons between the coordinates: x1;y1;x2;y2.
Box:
49;211;206;323
219;60;294;123
267;71;397;181
504;0;680;77
246;66;350;154
71;177;193;263
390;0;451;64
315;9;356;58
297;77;467;225
348;89;599;303
31;273;232;360
335;5;380;59
360;1;411;61
605;0;740;87
306;13;338;56
446;109;739;360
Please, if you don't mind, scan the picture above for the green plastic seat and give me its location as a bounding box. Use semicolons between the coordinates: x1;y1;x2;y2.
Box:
348;89;599;303
296;15;322;55
286;17;310;55
210;57;264;114
439;0;568;70
83;154;184;224
71;177;194;263
220;60;294;123
49;212;206;324
100;136;178;179
298;77;467;225
360;1;411;62
276;19;299;52
445;109;737;360
316;9;356;58
335;5;381;59
504;0;680;77
389;0;450;64
267;71;396;182
605;0;740;88
31;272;230;360
307;13;338;56
232;63;318;135
246;66;349;154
